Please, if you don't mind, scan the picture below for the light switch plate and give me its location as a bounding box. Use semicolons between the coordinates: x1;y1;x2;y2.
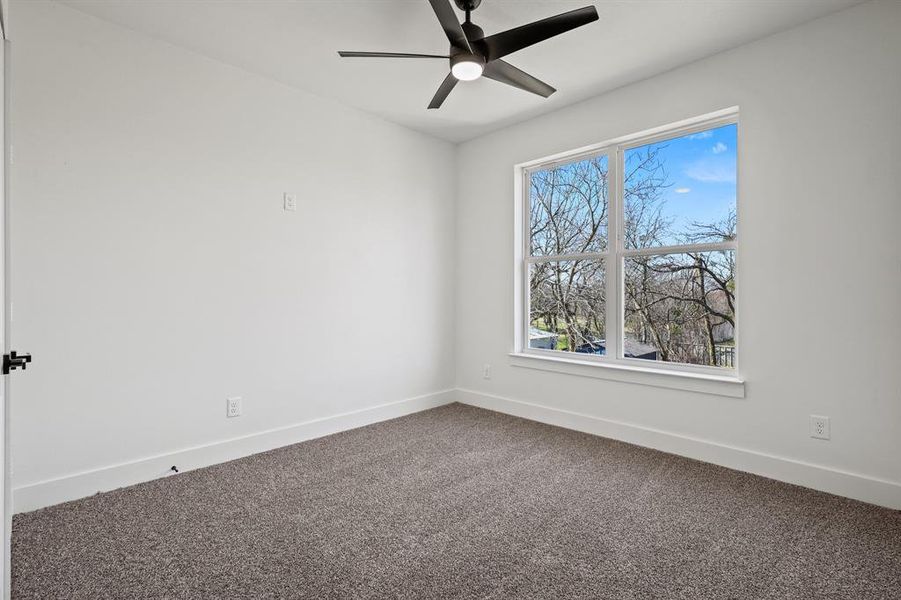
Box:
284;193;297;211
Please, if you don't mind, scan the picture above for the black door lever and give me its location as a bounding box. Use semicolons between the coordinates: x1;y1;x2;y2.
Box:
3;351;32;375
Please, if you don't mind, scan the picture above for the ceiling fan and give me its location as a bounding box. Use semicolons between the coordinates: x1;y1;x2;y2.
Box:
338;0;599;109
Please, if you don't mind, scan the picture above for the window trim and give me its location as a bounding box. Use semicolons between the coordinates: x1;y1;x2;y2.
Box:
513;108;743;393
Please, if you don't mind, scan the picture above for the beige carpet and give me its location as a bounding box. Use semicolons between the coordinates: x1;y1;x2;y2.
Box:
12;403;901;599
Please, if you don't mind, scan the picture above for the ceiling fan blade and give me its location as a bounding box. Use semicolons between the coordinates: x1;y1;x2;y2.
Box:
338;51;450;59
427;0;472;53
483;60;556;98
479;6;599;61
428;73;458;109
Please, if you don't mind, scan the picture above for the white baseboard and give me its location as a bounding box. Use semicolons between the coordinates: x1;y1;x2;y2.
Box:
14;390;456;514
457;388;901;510
16;388;900;513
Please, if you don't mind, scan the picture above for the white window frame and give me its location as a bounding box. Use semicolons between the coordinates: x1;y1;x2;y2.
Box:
512;108;744;397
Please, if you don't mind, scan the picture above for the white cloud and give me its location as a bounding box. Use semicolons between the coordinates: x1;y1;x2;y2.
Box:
712;142;727;154
675;187;691;194
688;131;713;140
685;162;736;183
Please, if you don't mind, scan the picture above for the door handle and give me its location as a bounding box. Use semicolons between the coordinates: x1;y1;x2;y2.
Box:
2;351;32;375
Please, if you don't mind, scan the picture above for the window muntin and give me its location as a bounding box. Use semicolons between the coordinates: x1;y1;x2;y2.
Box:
522;116;738;372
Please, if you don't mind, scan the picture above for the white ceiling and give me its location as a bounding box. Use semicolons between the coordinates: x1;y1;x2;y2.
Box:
57;0;863;143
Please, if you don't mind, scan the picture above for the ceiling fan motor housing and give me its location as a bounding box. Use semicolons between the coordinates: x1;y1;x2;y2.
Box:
457;21;487;59
451;20;486;80
461;21;484;42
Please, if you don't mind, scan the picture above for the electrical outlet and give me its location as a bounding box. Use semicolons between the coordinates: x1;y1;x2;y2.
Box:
483;364;491;379
283;193;297;211
227;396;242;418
810;415;830;440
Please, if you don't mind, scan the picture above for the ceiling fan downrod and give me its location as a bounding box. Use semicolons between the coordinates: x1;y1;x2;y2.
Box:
455;0;479;24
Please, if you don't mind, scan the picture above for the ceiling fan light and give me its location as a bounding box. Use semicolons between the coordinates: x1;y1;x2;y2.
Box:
451;60;484;81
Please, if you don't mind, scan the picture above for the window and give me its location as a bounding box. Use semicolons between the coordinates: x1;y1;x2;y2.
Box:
519;114;738;375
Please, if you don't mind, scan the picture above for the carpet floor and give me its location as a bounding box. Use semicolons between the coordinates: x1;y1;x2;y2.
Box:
12;403;901;599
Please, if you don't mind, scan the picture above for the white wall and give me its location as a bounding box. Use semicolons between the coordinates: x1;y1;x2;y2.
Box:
10;1;456;509
455;0;901;506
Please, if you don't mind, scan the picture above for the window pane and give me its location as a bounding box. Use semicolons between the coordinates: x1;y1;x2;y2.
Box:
623;251;735;367
529;260;606;353
529;155;608;256
624;124;736;248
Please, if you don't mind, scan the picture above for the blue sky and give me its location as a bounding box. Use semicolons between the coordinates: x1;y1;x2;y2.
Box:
627;123;737;244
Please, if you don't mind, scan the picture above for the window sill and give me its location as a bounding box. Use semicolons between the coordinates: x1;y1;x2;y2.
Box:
508;352;745;398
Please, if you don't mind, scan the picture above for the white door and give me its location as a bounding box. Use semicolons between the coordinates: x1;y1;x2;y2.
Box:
0;1;10;597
